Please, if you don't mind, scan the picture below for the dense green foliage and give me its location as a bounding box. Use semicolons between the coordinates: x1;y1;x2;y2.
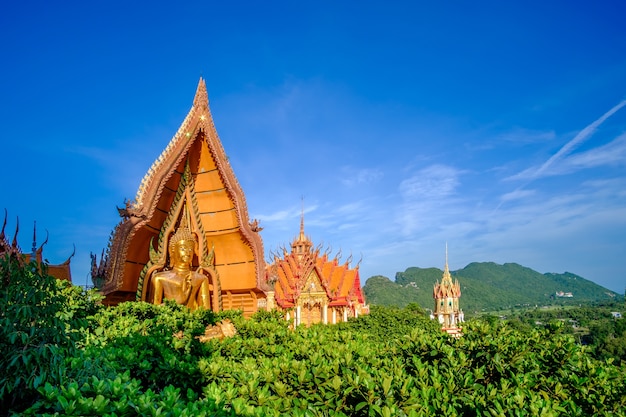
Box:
365;262;621;313
0;255;102;415
506;302;626;365
2;255;626;416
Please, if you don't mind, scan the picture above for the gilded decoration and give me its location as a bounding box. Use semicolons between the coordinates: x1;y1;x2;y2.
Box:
138;163;222;311
297;271;328;308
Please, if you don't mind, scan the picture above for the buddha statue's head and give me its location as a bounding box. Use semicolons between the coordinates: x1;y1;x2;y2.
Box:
168;224;197;269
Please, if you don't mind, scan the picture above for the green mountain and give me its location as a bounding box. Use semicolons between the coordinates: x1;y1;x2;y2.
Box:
363;262;619;314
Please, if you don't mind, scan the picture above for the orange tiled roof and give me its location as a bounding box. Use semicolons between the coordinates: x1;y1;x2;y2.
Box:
268;218;365;309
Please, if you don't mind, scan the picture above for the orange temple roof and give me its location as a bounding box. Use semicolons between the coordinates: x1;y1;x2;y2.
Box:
268;215;365;310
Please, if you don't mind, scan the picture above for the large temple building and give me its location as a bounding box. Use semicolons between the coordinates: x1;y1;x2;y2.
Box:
432;246;463;336
266;212;368;326
1;214;73;282
93;78;266;316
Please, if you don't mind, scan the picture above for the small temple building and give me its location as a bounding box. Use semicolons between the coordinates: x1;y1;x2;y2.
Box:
1;213;73;282
92;78;266;316
432;246;463;336
266;212;368;326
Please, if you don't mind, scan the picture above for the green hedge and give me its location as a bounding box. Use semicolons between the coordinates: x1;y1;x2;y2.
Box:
2;254;625;416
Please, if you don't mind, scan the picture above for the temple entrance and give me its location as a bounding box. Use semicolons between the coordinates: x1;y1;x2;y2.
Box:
301;300;323;325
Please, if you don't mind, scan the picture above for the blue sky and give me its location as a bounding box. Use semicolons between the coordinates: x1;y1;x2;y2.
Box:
1;1;625;293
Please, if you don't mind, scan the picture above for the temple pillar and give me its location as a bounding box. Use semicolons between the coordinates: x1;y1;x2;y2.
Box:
343;309;348;322
296;305;301;326
265;291;276;310
322;304;328;324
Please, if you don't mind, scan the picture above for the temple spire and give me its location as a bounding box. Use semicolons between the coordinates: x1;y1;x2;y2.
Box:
441;242;452;285
193;77;209;109
291;198;312;255
299;197;305;241
432;243;463;336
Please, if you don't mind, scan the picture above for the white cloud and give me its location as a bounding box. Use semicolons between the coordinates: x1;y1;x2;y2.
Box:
499;127;557;144
508;100;626;181
334;201;365;215
340;167;383;187
257;204;318;223
500;189;536;202
399;164;461;201
561;133;626;171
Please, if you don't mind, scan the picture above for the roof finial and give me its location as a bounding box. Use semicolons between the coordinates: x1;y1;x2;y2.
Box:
441;242;452;283
291;196;313;255
1;208;7;240
31;221;37;258
193;77;209;109
12;216;19;250
299;196;305;240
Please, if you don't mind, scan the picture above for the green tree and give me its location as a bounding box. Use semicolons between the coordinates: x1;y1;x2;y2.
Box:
0;254;101;415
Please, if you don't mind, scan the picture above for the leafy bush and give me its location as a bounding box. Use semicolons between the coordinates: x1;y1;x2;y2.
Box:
508;303;626;364
337;304;440;340
4;255;625;416
24;372;225;417
0;254;101;415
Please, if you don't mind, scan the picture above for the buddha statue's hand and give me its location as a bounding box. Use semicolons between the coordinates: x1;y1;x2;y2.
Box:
181;272;193;297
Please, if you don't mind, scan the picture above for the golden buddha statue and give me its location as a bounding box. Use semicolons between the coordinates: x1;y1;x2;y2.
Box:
150;222;212;310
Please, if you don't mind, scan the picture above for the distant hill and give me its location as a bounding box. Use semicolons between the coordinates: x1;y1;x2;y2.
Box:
363;262;619;314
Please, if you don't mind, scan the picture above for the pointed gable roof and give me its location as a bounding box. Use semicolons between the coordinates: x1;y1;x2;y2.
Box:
100;78;265;303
